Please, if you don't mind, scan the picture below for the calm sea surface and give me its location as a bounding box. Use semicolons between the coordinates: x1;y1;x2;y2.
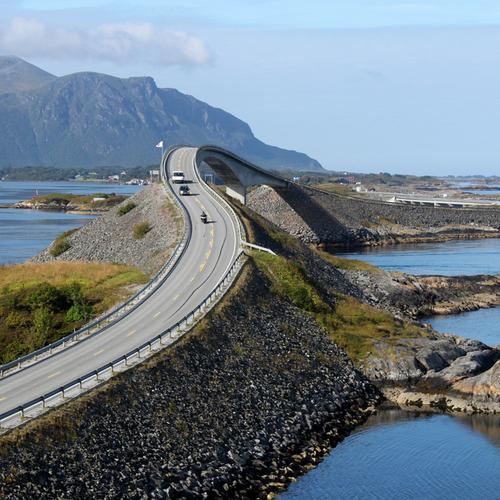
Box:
282;409;500;500
283;239;500;499
337;238;500;276
427;308;499;347
0;180;140;265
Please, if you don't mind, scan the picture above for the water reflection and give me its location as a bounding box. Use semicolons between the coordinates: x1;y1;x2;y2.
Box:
281;408;500;499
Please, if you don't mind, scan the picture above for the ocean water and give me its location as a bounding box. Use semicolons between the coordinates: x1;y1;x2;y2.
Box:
281;409;500;500
427;308;499;347
0;180;140;265
282;240;500;499
337;238;500;276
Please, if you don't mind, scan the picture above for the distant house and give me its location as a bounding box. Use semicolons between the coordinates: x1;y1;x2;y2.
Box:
92;197;106;203
335;176;356;185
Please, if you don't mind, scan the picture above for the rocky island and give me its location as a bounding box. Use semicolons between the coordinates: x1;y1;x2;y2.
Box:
13;192;129;213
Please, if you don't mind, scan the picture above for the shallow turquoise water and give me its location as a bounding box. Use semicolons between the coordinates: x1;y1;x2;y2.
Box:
0;180;140;265
281;409;500;500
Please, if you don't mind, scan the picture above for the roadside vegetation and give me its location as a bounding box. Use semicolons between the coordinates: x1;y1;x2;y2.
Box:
252;252;429;365
49;229;76;257
118;201;137;216
133;221;152;239
0;262;148;364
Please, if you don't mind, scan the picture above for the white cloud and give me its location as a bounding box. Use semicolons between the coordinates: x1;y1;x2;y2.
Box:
0;17;211;66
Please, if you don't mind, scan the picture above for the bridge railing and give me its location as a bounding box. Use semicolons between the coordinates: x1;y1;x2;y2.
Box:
191;150;247;245
0;146;191;380
0;251;246;430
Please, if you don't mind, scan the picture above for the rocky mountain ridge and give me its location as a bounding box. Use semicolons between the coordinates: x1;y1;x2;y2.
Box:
0;56;322;171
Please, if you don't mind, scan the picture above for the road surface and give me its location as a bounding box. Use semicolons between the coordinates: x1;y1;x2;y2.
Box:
0;147;240;416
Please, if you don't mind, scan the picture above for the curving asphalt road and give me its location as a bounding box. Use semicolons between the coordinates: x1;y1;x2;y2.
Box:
0;146;240;417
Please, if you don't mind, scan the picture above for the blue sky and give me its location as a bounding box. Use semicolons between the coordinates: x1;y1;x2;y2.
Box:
1;1;500;175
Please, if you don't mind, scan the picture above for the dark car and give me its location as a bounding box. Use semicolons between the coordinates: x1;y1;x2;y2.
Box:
179;185;190;196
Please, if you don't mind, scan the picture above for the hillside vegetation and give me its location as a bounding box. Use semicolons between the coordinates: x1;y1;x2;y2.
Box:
0;262;147;364
252;252;429;365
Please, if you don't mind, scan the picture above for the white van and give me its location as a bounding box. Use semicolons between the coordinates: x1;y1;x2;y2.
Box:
171;171;185;183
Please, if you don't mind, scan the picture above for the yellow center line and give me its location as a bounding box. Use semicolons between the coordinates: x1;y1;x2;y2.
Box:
94;349;104;357
199;262;206;272
0;397;6;402
209;239;214;248
47;371;61;380
127;329;137;337
153;311;161;319
206;249;212;259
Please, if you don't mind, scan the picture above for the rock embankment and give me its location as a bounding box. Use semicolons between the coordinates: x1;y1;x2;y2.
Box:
233;200;500;413
32;184;181;275
247;184;500;247
0;262;379;498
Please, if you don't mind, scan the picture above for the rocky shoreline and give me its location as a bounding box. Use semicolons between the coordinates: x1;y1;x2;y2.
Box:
232;198;500;415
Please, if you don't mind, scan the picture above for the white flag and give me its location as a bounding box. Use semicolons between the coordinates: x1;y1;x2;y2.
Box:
155;140;164;148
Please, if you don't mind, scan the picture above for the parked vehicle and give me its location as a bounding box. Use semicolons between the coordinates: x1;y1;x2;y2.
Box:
172;171;185;183
179;185;190;196
200;211;208;224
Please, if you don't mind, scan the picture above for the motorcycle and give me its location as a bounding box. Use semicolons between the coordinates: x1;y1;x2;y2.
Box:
200;212;208;224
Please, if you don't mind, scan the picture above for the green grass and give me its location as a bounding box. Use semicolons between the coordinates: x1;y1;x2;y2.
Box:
314;249;381;273
133;221;152;240
0;262;148;364
252;251;429;365
49;229;77;257
118;201;137;216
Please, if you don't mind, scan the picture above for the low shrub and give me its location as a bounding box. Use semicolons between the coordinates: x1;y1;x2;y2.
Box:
133;221;152;240
118;202;137;216
0;262;148;364
50;236;71;257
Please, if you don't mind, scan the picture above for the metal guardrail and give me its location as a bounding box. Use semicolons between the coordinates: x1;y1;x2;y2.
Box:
0;145;253;430
0;146;191;380
0;251;246;429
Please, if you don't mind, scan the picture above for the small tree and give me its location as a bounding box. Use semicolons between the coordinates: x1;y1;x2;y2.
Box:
32;307;54;347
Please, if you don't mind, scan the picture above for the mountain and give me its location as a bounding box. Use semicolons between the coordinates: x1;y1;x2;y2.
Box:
0;57;323;171
0;56;56;94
